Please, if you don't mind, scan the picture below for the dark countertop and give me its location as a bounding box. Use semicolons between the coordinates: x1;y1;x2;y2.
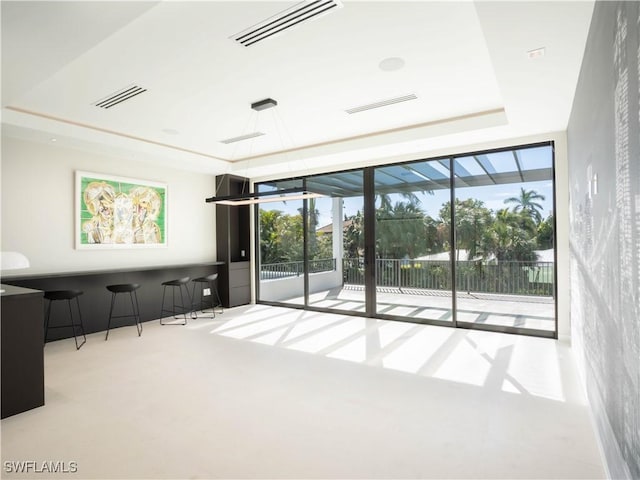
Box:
1;261;225;281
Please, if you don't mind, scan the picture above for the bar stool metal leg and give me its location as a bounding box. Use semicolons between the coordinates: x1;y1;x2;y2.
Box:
105;284;143;340
105;292;116;341
44;299;53;343
190;274;223;319
190;280;214;319
69;296;87;350
43;290;86;350
160;277;190;325
130;291;142;336
212;282;223;315
179;286;188;321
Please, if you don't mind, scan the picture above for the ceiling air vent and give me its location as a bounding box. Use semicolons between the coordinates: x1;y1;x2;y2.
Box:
93;85;147;109
220;132;265;144
345;94;418;114
231;0;342;47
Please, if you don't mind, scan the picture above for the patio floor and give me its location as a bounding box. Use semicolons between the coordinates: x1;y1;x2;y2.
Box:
279;284;555;332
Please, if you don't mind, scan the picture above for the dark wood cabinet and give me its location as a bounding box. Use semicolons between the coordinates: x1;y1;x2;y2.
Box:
228;261;250;307
1;284;45;418
215;174;251;307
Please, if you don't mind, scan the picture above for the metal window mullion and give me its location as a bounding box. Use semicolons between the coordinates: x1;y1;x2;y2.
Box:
254;199;261;301
512;150;525;182
551;141;558;339
449;157;458;328
363;167;376;315
303;178;310;307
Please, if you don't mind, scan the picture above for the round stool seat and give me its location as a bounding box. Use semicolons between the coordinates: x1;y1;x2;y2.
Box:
162;277;190;287
44;289;83;301
106;283;140;293
193;273;218;283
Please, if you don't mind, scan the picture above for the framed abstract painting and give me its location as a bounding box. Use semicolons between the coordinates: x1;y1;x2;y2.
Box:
75;171;167;249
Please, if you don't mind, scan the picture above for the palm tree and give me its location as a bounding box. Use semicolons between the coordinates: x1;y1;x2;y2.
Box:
377;191;421;212
438;199;492;261
482;208;537;262
376;200;425;259
343;211;364;259
295;197;320;258
504;188;546;223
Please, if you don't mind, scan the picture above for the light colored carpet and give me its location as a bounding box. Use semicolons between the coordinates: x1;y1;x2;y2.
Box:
0;304;604;479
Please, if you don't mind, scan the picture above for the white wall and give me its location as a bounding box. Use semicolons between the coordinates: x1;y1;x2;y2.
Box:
567;3;640;477
553;133;570;341
1;134;218;276
260;270;342;302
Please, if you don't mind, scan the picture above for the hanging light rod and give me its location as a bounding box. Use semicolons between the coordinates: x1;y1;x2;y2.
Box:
207;98;314;206
206;187;324;206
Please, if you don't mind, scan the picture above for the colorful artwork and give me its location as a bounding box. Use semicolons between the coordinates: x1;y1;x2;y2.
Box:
76;172;167;248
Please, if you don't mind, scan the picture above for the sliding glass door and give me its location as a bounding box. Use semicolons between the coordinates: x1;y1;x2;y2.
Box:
257;171;367;314
453;145;556;333
306;171;366;313
256;142;556;338
257;180;305;306
373;160;453;324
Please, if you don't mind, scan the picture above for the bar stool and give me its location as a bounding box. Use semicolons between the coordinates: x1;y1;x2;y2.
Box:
105;283;142;340
191;273;223;319
160;277;191;325
44;290;87;350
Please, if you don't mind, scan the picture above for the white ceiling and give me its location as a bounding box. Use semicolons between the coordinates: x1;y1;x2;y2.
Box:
1;1;594;179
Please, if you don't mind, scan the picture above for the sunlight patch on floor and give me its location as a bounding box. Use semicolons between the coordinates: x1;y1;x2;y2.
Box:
382;326;454;374
326;335;367;362
212;310;298;339
433;339;492;387
208;305;566;402
287;317;366;354
379;321;416;348
506;337;565;401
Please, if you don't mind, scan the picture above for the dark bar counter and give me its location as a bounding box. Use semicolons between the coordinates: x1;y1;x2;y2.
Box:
2;262;224;341
1;284;45;418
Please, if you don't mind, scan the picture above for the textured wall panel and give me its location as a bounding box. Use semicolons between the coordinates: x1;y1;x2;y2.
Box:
568;2;640;479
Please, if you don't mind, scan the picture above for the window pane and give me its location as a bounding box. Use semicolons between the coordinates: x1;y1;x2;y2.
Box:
257;181;305;305
307;171;365;313
454;146;555;332
374;160;453;322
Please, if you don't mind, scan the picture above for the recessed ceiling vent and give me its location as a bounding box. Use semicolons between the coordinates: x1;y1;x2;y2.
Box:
220;132;265;144
93;85;147;109
231;0;343;47
345;94;418;114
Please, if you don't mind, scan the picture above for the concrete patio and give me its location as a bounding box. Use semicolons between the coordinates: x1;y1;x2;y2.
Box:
279;284;556;332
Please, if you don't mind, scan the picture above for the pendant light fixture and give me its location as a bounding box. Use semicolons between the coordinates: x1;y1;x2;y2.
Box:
206;97;325;206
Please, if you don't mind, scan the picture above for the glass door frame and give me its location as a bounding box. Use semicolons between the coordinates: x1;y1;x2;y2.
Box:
254;141;557;339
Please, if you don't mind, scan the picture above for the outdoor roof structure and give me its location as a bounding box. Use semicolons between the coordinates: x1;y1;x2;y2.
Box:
259;143;553;198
